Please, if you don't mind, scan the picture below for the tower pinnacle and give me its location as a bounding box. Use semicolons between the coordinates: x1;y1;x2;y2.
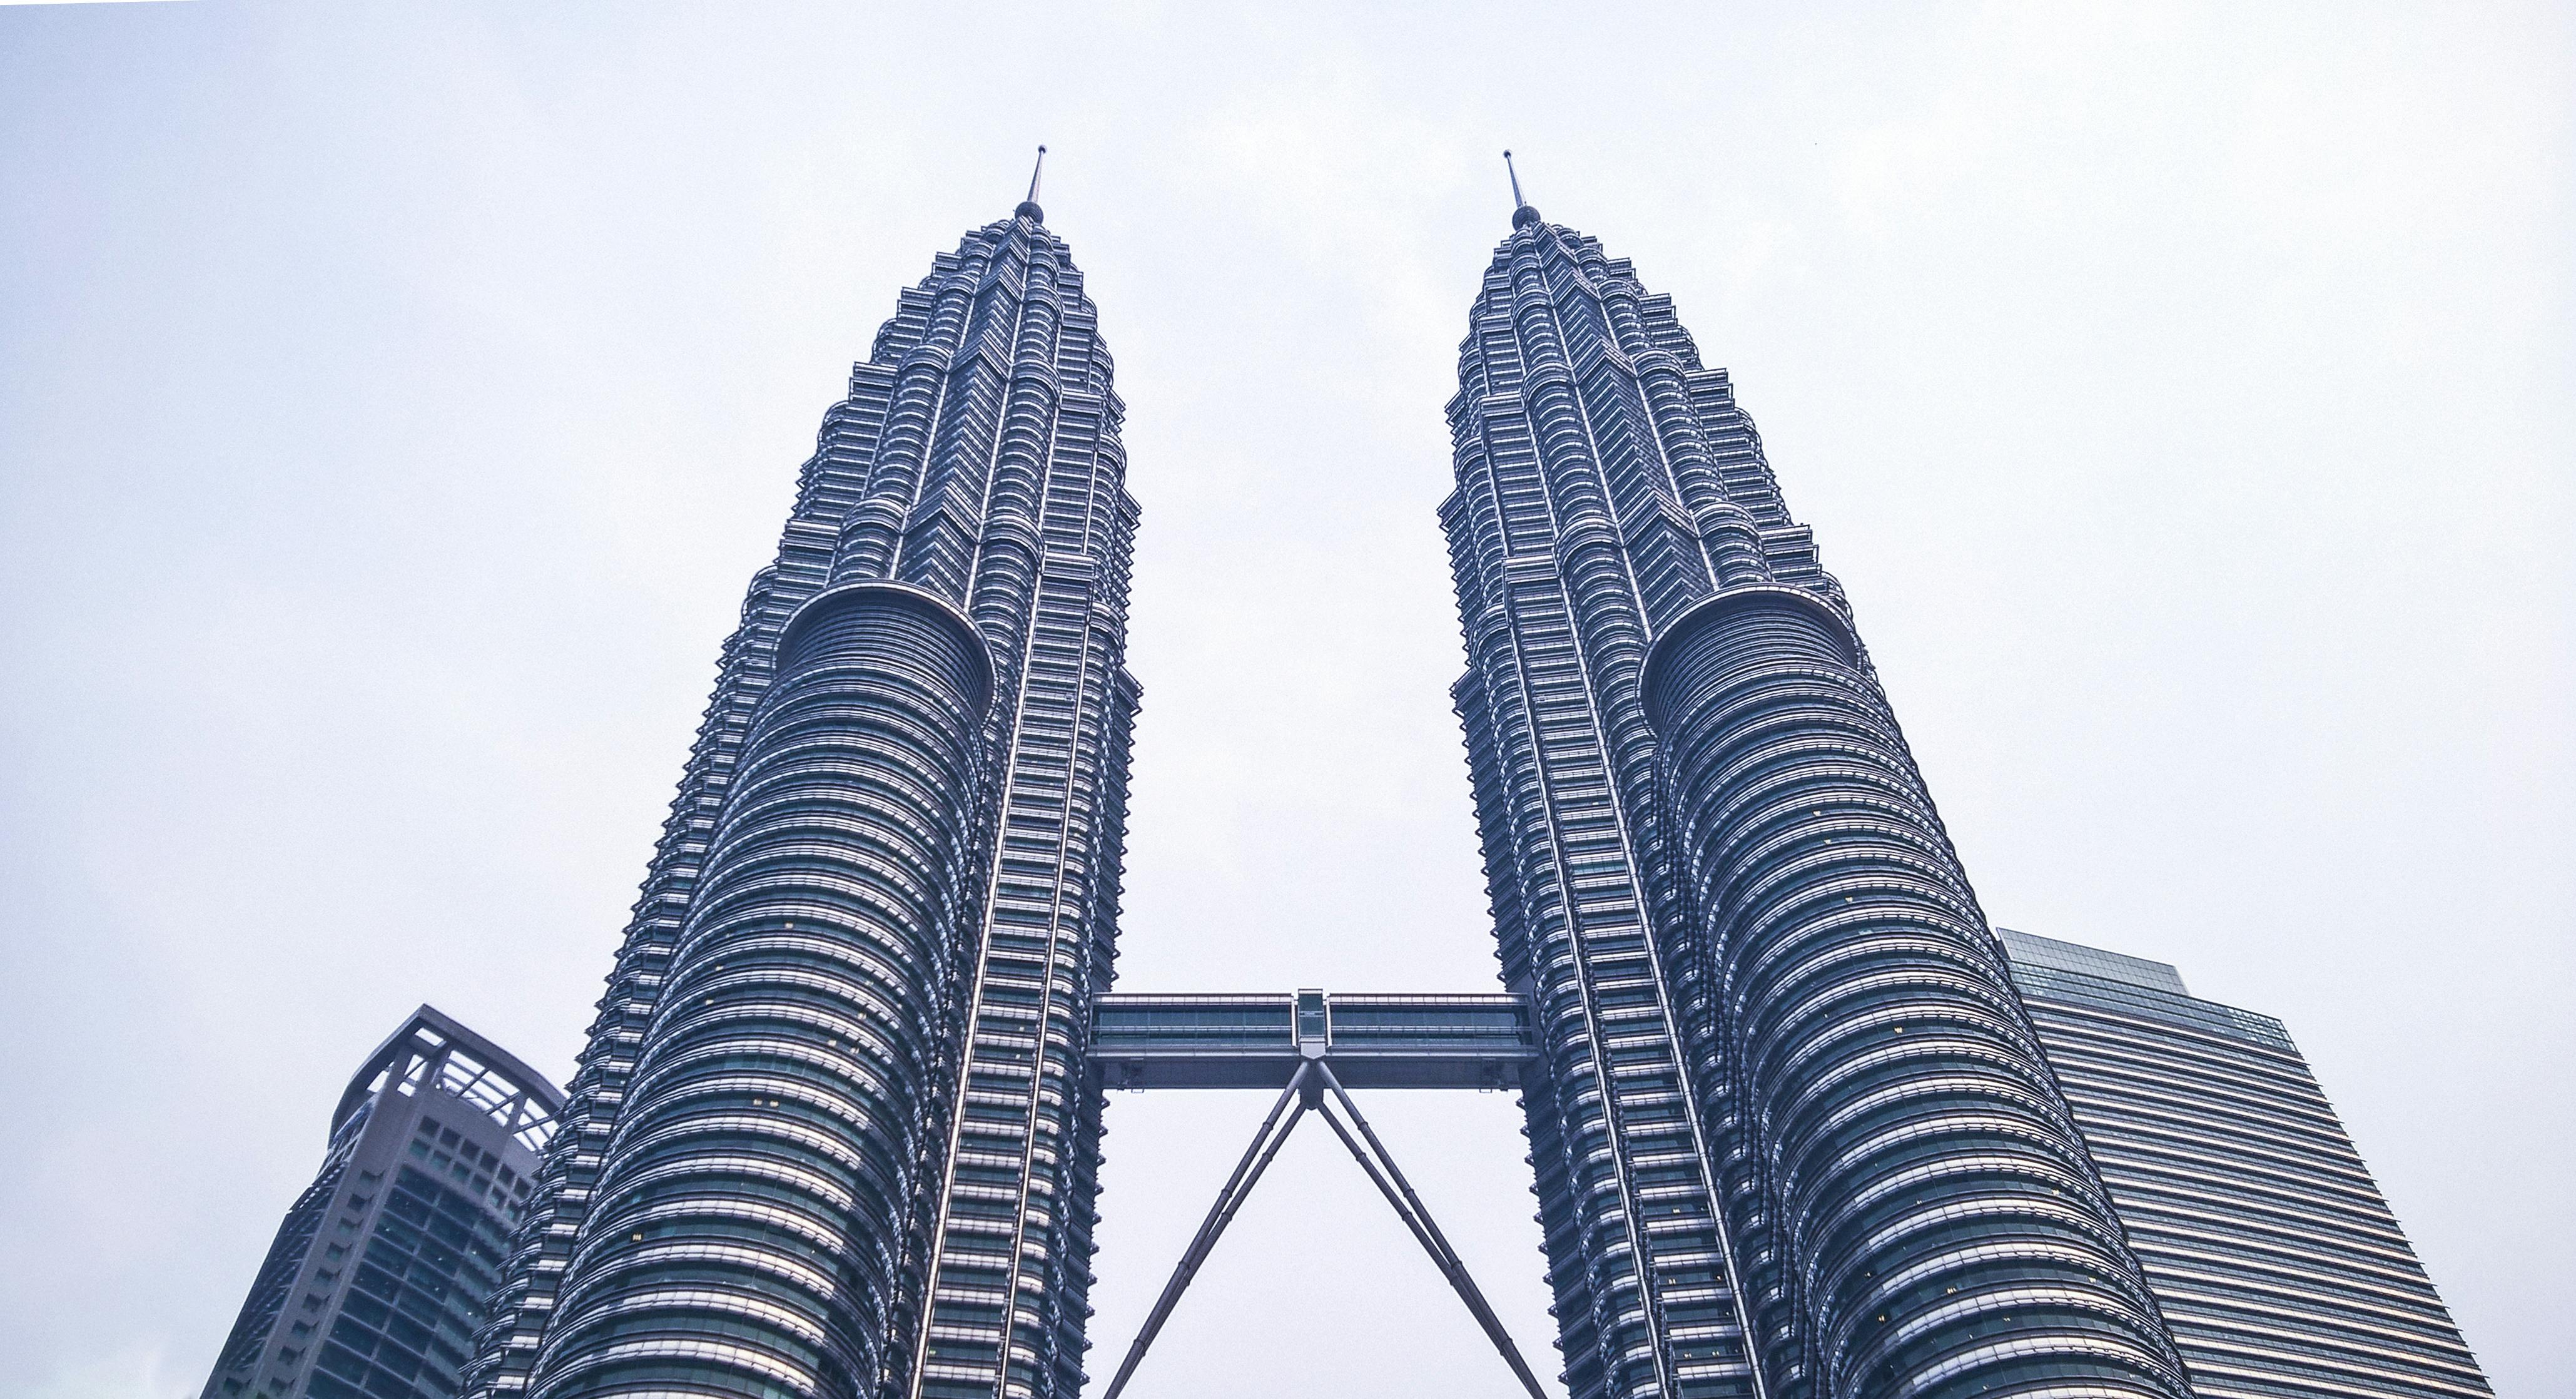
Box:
1017;144;1047;222
1504;149;1539;228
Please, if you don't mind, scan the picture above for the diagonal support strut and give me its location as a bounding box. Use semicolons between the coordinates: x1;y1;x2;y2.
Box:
1095;1058;1554;1399
1311;1062;1553;1399
1098;1062;1313;1399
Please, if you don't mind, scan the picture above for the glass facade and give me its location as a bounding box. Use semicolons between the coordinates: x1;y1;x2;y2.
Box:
1996;930;2495;1399
467;192;1140;1399
200;1008;562;1399
1442;201;2190;1398
392;180;2492;1399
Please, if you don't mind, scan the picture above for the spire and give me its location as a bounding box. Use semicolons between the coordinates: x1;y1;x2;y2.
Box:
1017;145;1047;223
1504;150;1540;228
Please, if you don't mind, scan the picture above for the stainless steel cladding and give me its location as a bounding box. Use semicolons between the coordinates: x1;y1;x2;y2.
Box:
528;585;994;1396
469;198;1140;1399
1442;202;2189;1399
1641;591;2188;1398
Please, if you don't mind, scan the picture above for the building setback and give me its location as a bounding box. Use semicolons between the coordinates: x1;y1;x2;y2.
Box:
358;172;2497;1399
1995;929;2495;1399
200;1007;562;1399
1443;194;2191;1398
464;183;1140;1399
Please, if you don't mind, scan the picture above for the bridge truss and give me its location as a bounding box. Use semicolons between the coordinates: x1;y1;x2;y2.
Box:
1087;990;1551;1397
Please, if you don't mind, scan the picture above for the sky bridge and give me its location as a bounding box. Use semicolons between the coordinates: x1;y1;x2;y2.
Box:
1090;989;1536;1091
1083;989;1554;1399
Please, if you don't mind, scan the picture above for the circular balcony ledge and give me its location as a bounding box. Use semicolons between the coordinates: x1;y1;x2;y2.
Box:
776;580;995;718
1640;584;1858;736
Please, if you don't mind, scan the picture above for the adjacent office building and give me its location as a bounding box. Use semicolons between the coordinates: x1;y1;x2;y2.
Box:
1997;930;2493;1399
201;1007;562;1399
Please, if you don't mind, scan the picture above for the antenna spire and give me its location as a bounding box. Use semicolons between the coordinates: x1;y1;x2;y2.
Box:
1017;145;1047;223
1504;150;1540;228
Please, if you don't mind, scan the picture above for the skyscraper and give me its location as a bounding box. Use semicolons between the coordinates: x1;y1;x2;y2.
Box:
466;174;1140;1399
1995;929;2494;1399
201;1007;562;1399
1442;188;2190;1398
432;170;2483;1399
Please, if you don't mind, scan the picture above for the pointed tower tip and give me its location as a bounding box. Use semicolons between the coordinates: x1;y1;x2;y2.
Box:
1503;150;1540;228
1016;145;1047;223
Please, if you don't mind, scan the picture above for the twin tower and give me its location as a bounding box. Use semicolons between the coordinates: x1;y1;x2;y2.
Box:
460;183;2195;1399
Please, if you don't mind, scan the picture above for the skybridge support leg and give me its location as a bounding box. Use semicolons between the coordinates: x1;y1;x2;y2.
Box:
1311;1062;1554;1399
1098;1063;1312;1399
1095;1059;1555;1399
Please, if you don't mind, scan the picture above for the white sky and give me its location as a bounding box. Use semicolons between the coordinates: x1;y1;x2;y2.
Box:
2;3;2568;1397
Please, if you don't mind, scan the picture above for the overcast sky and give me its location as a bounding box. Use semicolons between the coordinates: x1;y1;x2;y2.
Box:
2;3;2568;1397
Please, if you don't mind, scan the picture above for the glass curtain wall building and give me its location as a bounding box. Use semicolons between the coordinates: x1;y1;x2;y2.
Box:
1995;930;2494;1399
464;188;1140;1399
200;1007;562;1399
1441;198;2192;1399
